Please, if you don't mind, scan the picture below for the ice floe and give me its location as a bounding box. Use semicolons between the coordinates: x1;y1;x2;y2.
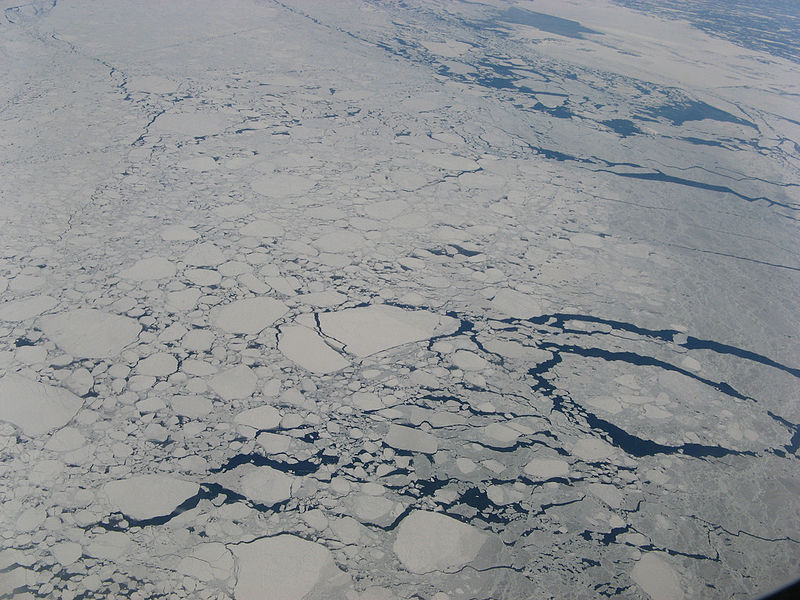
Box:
102;474;199;521
318;305;460;357
393;510;487;574
0;374;83;436
40;309;141;358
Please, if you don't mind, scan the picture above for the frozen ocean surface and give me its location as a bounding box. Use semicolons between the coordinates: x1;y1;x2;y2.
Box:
0;0;798;599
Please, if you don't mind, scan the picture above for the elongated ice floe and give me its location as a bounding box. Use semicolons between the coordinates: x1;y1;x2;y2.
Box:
102;474;199;521
0;295;57;321
318;305;460;357
278;324;350;374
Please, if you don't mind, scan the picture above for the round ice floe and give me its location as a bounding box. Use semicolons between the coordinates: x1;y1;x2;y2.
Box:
209;365;257;400
230;534;351;600
523;458;570;480
183;242;225;267
214;297;288;334
119;257;176;280
135;353;178;377
393;510;487;574
0;295;57;321
0;374;83;436
489;288;543;319
102;474;199;521
40;309;140;358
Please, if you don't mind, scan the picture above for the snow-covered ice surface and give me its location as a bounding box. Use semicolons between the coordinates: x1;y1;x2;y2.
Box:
1;0;799;599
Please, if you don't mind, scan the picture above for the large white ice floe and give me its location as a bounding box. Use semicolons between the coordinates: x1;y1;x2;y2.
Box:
631;552;684;600
39;309;141;358
0;374;83;436
240;466;294;505
317;305;459;357
393;510;487;574
0;295;57;321
209;365;257;400
230;534;352;600
102;474;199;521
385;424;439;454
118;256;176;280
214;297;288;334
489;288;543;319
278;325;349;374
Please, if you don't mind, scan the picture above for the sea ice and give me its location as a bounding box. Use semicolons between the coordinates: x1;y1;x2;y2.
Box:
40;309;141;358
0;295;57;321
0;374;83;436
489;288;543;319
240;466;294;505
393;510;486;574
119;256;176;280
209;365;257;400
214;297;288;334
385;424;438;454
318;305;459;357
234;405;282;431
523;458;570;480
230;534;351;600
183;242;225;267
278;325;350;374
631;552;684;600
102;474;199;521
